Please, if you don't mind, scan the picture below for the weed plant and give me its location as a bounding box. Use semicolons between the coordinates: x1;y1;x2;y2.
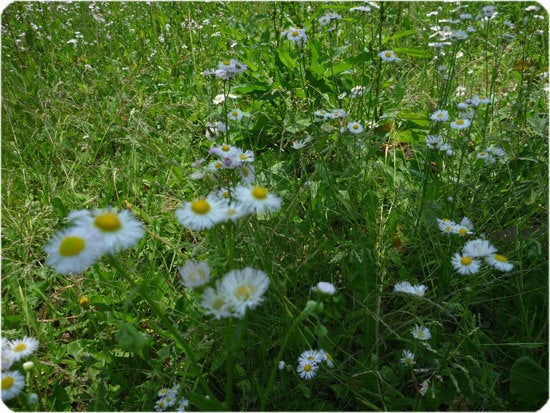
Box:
1;1;548;411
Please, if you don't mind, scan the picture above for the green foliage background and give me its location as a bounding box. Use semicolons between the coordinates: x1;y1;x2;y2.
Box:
2;1;548;411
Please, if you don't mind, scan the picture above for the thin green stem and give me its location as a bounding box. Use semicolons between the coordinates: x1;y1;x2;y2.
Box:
260;307;311;410
105;255;218;405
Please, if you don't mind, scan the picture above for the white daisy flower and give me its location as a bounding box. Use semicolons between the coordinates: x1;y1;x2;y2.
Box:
347;121;363;134
227;108;245;121
6;336;39;362
378;50;401;62
450;118;471;130
200;284;234;319
400;350;416;366
437;218;457;234
1;370;25;400
318;14;331;26
223;202;247;222
233;184;282;214
209;143;239;159
425;134;443;149
462;239;497;257
178;260;210;289
411;325;431;340
238;164;256;184
394;281;427;297
219;267;270;318
284;27;307;44
176;397;189;412
320;349;335;368
298;349;324;365
297;359;318;379
44;226;103;275
175;195;227;231
67;208;144;254
451;252;481;275
312;281;337;296
430;109;449;122
485;253;514;272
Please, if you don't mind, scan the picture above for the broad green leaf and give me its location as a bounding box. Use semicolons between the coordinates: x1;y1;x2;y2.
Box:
277;48;296;71
510;356;548;404
382;29;417;44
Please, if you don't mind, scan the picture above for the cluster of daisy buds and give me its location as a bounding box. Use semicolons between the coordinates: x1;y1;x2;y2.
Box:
296;349;335;380
154;384;189;412
2;336;39;402
44;207;144;275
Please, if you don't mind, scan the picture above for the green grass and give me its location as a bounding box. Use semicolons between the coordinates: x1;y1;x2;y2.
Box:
2;1;548;411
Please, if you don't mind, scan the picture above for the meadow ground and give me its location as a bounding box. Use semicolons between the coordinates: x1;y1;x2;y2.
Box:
1;1;548;411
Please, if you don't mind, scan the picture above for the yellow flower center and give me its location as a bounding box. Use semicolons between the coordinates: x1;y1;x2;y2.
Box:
458;228;467;236
94;212;121;232
494;254;507;262
291;31;299;37
239;153;248;160
385;51;392;57
304;364;312;372
231;111;238;117
79;295;90;307
234;284;255;301
222;60;230;66
221;145;231;152
416;331;425;339
59;236;86;257
190;199;211;214
437;113;444;118
251;186;268;200
456;119;465;125
325;352;334;362
461;256;472;266
353;124;359;129
1;376;14;390
212;297;226;310
13;343;27;353
227;208;236;216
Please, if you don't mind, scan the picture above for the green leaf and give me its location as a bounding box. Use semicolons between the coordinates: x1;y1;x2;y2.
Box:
382;29;417;44
117;323;149;354
394;47;431;58
510;356;548;404
277;49;296;71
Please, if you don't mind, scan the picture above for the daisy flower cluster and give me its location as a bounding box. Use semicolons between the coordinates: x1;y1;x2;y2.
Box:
476;144;506;165
2;336;39;402
196;267;270;319
451;238;514;275
296;349;334;380
44;207;144;275
437;216;473;236
154;384;189;412
202;58;247;80
317;12;341;30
